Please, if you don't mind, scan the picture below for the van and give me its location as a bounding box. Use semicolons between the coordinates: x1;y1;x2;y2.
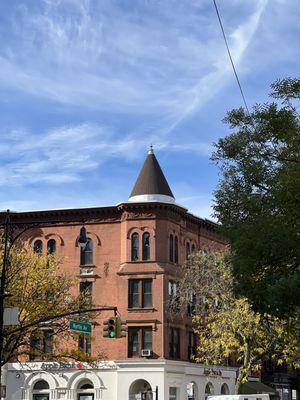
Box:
208;395;270;400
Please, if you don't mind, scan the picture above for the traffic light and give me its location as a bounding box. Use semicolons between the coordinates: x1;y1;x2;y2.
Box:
103;316;127;338
102;317;116;338
115;316;127;338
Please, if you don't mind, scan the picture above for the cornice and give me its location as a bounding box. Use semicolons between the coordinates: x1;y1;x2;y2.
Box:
0;202;226;243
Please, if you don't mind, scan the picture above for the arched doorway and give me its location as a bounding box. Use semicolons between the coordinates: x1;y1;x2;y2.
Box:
205;382;214;400
187;381;198;399
221;383;230;395
77;379;94;400
129;379;153;400
32;380;50;400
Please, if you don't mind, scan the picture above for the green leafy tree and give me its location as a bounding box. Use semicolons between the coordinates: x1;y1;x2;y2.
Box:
1;244;101;366
212;77;300;317
171;251;299;393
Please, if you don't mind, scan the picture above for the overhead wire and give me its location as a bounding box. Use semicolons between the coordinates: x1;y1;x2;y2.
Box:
212;0;252;117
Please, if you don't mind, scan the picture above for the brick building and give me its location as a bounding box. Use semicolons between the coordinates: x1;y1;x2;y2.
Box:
4;148;236;400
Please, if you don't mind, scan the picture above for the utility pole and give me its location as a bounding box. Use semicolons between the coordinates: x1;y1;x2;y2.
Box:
0;211;10;396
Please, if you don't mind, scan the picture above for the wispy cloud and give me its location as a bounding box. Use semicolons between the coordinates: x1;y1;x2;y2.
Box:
0;0;267;121
0;123;214;186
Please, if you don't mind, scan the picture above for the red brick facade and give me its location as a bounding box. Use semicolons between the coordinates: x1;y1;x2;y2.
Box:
8;200;226;362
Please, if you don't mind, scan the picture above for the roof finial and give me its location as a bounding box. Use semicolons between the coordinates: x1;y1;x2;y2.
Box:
148;144;154;154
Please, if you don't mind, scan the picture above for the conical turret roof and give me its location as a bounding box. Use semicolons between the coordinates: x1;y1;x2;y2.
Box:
128;146;175;204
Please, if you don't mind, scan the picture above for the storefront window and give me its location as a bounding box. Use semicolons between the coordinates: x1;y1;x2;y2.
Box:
77;380;94;400
169;387;177;400
32;380;50;400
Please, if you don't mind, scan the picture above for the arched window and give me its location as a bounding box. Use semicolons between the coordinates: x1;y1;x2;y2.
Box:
221;383;229;395
186;242;190;260
77;379;94;400
33;240;43;255
169;234;174;262
191;243;196;253
47;239;56;254
80;238;93;265
142;232;150;261
205;383;214;400
33;380;49;390
174;236;178;263
131;233;139;261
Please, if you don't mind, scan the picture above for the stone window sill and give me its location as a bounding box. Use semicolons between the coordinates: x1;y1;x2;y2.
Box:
127;307;156;312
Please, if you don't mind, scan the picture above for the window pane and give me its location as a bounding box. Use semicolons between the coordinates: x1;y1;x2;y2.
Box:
129;280;140;308
169;234;174;262
174;236;178;263
47;239;56;254
186;242;190;260
142;280;152;307
43;330;53;354
128;328;139;357
142;232;150;261
33;240;43;254
80;238;93;265
131;233;139;261
78;335;91;355
142;328;152;350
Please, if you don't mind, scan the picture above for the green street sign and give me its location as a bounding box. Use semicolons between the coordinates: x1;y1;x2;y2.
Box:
69;320;92;334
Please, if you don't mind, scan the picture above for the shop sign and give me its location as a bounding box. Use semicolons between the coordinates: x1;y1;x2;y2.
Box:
16;361;117;371
204;368;222;376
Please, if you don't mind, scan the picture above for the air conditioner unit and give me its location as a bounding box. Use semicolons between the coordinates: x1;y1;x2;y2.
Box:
141;349;152;357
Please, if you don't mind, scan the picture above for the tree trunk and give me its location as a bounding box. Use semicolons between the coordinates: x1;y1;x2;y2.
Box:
235;340;250;394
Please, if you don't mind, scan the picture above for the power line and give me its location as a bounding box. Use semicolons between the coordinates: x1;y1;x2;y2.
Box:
212;0;251;117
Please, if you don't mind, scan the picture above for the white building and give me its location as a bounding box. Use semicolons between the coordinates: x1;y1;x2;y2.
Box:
6;360;236;400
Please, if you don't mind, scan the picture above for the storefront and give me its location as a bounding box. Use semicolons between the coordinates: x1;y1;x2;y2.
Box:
5;360;236;400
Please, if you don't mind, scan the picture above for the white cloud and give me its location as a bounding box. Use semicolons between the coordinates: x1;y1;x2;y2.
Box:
0;0;267;122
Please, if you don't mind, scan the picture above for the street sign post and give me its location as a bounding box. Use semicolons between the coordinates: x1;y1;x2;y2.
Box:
69;320;92;334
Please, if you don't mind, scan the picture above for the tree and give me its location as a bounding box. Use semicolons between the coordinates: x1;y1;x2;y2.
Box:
212;77;300;317
171;251;299;393
1;244;99;366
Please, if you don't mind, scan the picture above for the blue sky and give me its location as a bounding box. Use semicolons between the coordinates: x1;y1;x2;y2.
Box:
0;0;299;219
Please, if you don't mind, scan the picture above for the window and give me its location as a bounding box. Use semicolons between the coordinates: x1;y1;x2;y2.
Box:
169;387;177;400
78;335;91;355
186;242;190;260
191;243;196;253
80;238;93;265
128;327;152;357
80;281;93;306
131;233;139;261
205;383;214;400
47;239;56;254
168;280;179;311
169;234;174;262
128;279;152;308
33;240;43;254
221;384;229;395
33;380;50;400
188;331;197;360
168;280;178;299
174;236;178;263
169;327;180;359
33;381;49;390
187;290;196;316
142;232;150;260
30;330;53;360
